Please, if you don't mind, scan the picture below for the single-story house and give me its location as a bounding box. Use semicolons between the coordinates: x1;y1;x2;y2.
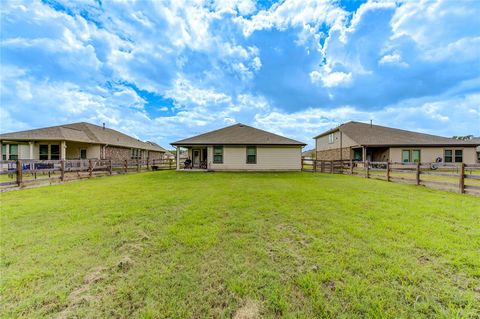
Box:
314;121;480;164
171;123;306;171
0;122;167;161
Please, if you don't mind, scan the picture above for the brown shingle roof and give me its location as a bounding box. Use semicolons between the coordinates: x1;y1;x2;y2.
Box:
315;121;479;147
171;123;306;146
0;122;166;152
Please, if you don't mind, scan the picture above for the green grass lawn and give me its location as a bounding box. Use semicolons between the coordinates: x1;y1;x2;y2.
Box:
1;171;479;318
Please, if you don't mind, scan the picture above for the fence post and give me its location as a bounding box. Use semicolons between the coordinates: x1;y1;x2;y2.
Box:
313;160;317;173
109;159;113;175
350;159;353;175
124;159;128;173
320;161;325;173
60;160;65;181
386;161;390;182
146;158;150;170
169;159;173;170
16;160;23;187
459;163;465;193
137;159;140;172
88;159;93;177
365;161;369;178
415;162;420;185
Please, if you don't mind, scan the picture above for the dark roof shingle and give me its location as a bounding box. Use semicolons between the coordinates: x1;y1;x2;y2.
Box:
315;121;479;146
171;123;306;146
0;122;166;152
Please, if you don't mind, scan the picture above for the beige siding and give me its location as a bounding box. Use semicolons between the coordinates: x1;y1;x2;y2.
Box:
208;145;302;171
315;131;358;151
390;147;478;164
66;142;101;159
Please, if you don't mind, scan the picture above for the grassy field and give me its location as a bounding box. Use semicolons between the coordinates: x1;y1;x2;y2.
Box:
1;171;479;318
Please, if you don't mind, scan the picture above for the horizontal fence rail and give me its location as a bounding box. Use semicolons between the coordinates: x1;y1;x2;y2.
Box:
0;158;176;191
301;159;480;196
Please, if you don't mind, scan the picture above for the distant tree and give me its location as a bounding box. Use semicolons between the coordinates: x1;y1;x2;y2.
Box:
452;135;474;140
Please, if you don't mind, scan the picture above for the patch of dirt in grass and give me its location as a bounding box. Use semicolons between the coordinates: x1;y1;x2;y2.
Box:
233;299;260;319
324;280;336;292
56;266;106;319
117;256;133;272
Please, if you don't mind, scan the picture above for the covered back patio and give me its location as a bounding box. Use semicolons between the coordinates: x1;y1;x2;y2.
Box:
174;146;209;170
352;146;390;162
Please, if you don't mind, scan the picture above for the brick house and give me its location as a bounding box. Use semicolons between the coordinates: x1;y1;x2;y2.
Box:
315;121;480;164
0;122;166;161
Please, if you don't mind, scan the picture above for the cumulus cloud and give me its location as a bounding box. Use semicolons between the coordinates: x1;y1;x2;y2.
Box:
0;0;479;149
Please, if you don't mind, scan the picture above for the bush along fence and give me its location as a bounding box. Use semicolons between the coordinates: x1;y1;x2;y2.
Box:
301;159;480;196
0;158;176;190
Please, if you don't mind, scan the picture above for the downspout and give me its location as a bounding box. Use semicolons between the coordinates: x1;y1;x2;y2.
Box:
340;131;343;161
102;144;109;160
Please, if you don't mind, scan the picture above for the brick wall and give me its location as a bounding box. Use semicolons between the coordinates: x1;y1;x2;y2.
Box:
104;146;131;160
148;151;163;160
316;148;351;161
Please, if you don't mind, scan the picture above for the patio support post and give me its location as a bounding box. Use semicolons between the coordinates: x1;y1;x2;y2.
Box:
60;140;66;160
29;141;34;159
176;146;180;170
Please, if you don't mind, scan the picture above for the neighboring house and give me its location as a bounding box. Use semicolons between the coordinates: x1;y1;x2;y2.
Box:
0;122;166;161
302;149;315;160
314;121;479;164
171;123;306;171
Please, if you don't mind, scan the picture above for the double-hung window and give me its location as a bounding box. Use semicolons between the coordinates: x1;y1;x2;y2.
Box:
246;146;256;164
50;145;60;160
213;146;223;163
8;144;18;160
412;149;421;163
454;150;463;163
1;144;6;160
402;150;411;163
444;149;453;163
328;133;335;144
39;144;49;160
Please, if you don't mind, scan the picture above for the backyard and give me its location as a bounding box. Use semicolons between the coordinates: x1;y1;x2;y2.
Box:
1;171;479;318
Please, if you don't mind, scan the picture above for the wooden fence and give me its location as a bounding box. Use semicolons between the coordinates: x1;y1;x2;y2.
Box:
301;159;480;196
0;158;176;190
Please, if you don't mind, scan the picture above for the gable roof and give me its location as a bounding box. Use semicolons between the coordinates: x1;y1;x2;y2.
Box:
314;121;478;147
0;122;166;152
171;123;306;146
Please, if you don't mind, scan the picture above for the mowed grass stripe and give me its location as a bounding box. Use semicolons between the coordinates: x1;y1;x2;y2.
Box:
1;171;479;318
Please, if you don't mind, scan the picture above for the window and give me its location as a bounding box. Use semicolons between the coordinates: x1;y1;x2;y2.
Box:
246;146;256;164
328;133;335;144
412;149;421;163
477;152;480;161
2;144;6;160
213;146;223;163
402;150;411;163
444;149;453;163
131;148;141;159
50;144;60;160
80;149;87;159
454;149;463;163
39;144;49;160
353;149;362;161
8;144;18;160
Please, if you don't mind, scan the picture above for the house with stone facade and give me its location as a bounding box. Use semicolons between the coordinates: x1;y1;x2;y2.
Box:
315;121;480;164
0;122;166;161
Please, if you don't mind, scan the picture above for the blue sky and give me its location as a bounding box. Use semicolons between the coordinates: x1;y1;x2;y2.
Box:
1;0;479;149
